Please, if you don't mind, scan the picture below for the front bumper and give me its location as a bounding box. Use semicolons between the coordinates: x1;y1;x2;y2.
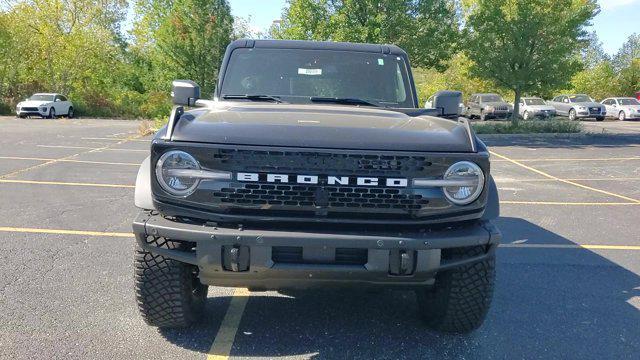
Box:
576;110;605;118
16;108;48;116
132;212;501;289
486;110;511;119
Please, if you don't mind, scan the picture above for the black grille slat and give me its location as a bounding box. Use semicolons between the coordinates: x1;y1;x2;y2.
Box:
272;247;367;265
213;184;428;210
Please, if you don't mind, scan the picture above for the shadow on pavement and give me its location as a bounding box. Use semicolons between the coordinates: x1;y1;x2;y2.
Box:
159;217;640;358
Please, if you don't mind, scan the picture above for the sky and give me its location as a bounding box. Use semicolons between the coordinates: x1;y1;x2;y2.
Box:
228;0;640;55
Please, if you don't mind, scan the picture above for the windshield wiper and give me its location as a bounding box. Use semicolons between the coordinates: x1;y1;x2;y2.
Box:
222;94;284;103
309;97;380;107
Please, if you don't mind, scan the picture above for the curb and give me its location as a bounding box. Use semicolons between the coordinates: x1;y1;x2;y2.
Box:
478;132;587;141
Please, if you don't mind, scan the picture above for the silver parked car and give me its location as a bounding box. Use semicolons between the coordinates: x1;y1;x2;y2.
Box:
517;97;556;120
548;94;605;121
601;97;640;121
465;93;513;121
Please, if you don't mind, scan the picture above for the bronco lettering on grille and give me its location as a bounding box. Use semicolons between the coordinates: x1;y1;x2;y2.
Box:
236;173;408;187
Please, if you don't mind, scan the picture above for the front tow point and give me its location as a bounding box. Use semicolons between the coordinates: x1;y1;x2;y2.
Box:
222;245;250;272
389;249;416;276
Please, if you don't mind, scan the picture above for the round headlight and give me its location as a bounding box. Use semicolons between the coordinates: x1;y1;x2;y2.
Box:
156;150;200;196
442;161;485;205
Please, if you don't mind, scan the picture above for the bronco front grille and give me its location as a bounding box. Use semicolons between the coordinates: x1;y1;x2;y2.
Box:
206;149;433;177
213;183;428;210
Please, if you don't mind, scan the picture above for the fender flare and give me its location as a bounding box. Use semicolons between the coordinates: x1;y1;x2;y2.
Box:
481;175;500;220
134;156;156;210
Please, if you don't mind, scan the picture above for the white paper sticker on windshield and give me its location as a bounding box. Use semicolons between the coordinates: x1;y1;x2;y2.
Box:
378;58;384;65
298;68;322;76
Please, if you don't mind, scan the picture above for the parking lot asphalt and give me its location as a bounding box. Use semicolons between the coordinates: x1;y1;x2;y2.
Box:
0;116;639;359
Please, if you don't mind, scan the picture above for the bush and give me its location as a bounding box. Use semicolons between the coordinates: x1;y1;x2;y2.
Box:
472;119;582;134
0;101;11;115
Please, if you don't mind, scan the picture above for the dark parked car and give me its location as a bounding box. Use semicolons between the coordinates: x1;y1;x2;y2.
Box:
465;93;513;121
132;40;501;334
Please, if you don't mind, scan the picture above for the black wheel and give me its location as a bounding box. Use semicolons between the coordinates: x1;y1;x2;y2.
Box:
17;114;26;119
568;108;577;121
523;111;530;120
618;111;626;121
48;108;56;119
67;107;74;118
416;246;495;333
596;116;604;122
480;110;487;121
134;237;208;328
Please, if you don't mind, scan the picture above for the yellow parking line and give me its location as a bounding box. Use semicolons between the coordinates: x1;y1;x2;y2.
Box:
37;145;147;152
493;157;640;162
0;226;133;237
0;179;134;188
81;137;149;143
0;156;139;166
500;244;640;250
490;151;640;204
495;177;640;183
1;135;142;178
501;201;638;206
207;288;250;360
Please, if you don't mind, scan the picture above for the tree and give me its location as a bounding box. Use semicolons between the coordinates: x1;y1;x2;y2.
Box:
581;32;609;69
132;0;234;96
612;33;640;71
571;61;619;100
272;0;461;70
465;0;598;124
618;58;640;96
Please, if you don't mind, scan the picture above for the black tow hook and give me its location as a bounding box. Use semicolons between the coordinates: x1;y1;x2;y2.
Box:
389;249;416;276
222;245;250;272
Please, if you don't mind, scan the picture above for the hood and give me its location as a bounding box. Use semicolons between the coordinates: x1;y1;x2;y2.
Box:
526;105;555;111
18;100;51;107
572;101;603;108
170;103;475;152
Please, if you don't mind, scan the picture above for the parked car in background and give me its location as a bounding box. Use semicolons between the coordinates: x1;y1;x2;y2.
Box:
16;93;74;119
601;97;640;121
517;97;556;120
465;93;512;121
548;94;605;121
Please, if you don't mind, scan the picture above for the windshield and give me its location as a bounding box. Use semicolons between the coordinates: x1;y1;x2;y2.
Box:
619;98;640;105
569;95;591;103
525;98;546;105
220;48;414;107
28;94;54;101
480;95;504;102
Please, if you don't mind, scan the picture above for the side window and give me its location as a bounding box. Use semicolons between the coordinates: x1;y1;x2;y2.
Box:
54;95;61;102
562;96;569;103
553;96;560;102
59;95;67;102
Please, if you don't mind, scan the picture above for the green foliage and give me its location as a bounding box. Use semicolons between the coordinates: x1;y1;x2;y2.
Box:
465;0;599;124
133;0;234;96
472;119;582;134
570;61;619;100
612;33;640;71
413;53;507;106
272;0;460;70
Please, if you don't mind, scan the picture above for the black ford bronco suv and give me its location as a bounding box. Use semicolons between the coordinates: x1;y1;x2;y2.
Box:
132;39;501;333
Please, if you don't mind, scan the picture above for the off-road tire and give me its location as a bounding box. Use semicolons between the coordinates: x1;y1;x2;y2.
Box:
416;246;495;333
480;110;487;121
134;237;208;328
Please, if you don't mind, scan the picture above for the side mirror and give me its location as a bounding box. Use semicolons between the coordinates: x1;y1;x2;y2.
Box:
55;98;61;102
171;80;200;106
432;90;462;117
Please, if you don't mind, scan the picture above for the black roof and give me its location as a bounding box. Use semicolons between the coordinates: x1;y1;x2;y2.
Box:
228;39;407;56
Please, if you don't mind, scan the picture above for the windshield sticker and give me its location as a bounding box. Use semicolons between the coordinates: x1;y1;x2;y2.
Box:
298;68;322;76
378;58;384;66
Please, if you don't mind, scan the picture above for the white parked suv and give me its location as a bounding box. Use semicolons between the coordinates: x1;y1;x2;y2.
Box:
16;93;74;119
601;97;640;121
517;97;556;119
